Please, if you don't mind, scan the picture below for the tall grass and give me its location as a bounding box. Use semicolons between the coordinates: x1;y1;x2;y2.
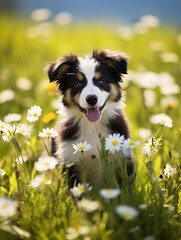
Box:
0;15;181;239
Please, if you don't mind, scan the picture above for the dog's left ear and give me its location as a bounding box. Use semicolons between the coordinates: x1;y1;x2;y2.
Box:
93;49;128;74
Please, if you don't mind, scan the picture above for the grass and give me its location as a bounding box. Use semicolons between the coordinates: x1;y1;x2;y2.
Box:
0;15;181;240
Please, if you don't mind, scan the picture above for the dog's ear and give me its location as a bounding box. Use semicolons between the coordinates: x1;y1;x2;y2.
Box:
92;49;128;74
45;55;79;83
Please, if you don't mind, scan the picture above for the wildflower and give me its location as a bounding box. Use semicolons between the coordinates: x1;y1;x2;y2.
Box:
142;137;161;155
73;141;92;154
139;203;148;210
4;113;22;123
115;205;139;220
42;112;56;123
2;124;17;142
31;8;52;22
27;105;42;123
105;133;124;153
16;77;33;90
160;52;179;63
0;168;6;177
100;188;121;199
34;156;58;172
149;113;173;127
70;183;92;197
122;138;140;150
140;15;160;28
164;164;177;178
77;199;99;213
39;127;58;138
0;89;15;104
55;12;73;26
138;128;151;140
160;83;180;95
0;120;9;133
30;174;51;188
18;124;32;137
66;226;91;240
161;96;178;110
0;197;18;218
143;89;156;107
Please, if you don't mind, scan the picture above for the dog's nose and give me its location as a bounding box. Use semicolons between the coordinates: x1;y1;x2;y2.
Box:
86;94;98;106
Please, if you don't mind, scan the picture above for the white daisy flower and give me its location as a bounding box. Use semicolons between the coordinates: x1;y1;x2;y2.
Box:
34;156;58;172
164;164;177;178
0;197;18;218
72;141;92;154
0;120;9;133
0;168;6;177
142;137;161;155
77;199;99;213
70;183;92;197
27;105;42;123
4;113;22;123
2;124;17;142
100;188;121;199
105;133;125;153
30;174;52;188
38;127;58;138
115;205;139;220
122;138;140;150
18;124;32;137
149;113;173;128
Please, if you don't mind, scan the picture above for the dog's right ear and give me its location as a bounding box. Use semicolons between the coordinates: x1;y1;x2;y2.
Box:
45;55;79;83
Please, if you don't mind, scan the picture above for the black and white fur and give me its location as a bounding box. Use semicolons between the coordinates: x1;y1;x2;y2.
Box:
46;50;134;186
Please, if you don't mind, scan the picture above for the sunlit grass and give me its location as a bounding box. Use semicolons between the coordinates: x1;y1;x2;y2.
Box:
0;15;181;239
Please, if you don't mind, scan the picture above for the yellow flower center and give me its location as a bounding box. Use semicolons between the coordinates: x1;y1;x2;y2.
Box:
79;145;85;151
112;140;118;146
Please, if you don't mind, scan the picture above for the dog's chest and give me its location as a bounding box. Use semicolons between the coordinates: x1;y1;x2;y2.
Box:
56;120;110;164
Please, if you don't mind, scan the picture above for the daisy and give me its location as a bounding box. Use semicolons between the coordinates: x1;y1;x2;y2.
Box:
0;120;9;133
70;183;92;197
72;141;92;154
38;127;58;138
0;197;18;218
115;205;139;220
100;188;121;199
0;168;6;177
122;138;140;150
77;199;99;213
18;124;32;137
27;105;42;122
2;124;17;142
149;113;173;128
4;113;22;123
34;156;58;172
142;137;161;155
30;174;52;188
164;164;177;178
105;133;124;153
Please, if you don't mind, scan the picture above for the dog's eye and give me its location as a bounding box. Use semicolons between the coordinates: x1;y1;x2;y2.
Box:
74;82;82;88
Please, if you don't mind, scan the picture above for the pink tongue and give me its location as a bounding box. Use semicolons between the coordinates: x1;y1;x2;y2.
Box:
87;108;101;122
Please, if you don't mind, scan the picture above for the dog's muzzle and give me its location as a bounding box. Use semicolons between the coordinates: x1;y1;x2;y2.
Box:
78;95;106;122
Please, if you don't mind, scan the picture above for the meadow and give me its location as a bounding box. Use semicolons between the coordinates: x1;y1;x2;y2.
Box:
0;14;181;240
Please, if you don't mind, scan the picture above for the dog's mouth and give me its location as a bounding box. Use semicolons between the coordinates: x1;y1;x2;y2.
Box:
79;104;106;122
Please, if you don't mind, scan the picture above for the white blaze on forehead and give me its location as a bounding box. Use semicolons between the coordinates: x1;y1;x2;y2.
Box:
79;56;97;82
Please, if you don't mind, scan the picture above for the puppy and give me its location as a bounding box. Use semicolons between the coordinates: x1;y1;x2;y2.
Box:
46;50;134;186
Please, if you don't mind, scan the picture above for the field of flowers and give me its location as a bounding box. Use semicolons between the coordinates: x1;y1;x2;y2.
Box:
0;14;181;240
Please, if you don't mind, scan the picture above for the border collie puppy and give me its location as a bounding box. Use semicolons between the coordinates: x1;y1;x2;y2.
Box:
46;49;134;186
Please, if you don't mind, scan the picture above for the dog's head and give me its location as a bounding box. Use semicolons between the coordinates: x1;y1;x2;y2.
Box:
46;50;128;122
